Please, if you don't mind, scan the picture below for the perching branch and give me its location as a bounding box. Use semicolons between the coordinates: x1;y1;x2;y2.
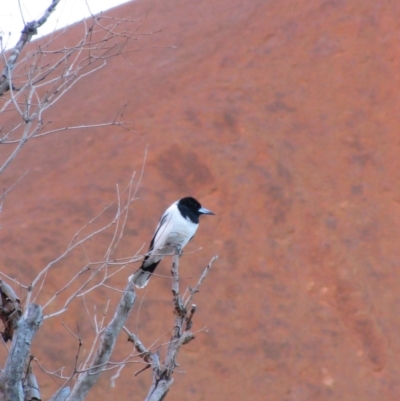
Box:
142;254;218;401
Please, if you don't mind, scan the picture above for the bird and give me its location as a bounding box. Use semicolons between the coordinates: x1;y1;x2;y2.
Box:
130;196;215;288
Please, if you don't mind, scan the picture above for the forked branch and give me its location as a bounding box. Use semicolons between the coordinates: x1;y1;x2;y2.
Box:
0;304;43;401
0;0;62;95
65;281;136;401
143;254;218;401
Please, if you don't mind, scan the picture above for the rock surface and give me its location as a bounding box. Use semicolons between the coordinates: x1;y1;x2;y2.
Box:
1;0;400;400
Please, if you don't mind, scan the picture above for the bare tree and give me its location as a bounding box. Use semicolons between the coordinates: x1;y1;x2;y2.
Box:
0;2;217;400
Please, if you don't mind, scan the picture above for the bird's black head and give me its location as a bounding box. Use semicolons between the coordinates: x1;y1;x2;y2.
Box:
177;196;215;223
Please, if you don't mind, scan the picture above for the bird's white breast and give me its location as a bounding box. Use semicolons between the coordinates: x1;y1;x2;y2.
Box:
152;203;198;256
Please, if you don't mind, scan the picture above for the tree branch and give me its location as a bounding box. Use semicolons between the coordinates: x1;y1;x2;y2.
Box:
66;281;136;401
0;280;22;342
0;0;62;96
124;327;161;377
49;387;71;401
23;358;41;401
143;254;217;401
0;304;43;401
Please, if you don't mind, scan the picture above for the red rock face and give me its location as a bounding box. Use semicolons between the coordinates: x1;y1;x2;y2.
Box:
1;0;400;400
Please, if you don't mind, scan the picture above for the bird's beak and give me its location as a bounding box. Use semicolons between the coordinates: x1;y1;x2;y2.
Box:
199;207;215;215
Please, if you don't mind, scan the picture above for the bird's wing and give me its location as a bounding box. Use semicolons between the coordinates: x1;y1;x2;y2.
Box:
148;210;175;254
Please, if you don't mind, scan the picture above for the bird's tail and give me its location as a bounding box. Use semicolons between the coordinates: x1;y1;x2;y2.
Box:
129;261;160;288
130;269;152;288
